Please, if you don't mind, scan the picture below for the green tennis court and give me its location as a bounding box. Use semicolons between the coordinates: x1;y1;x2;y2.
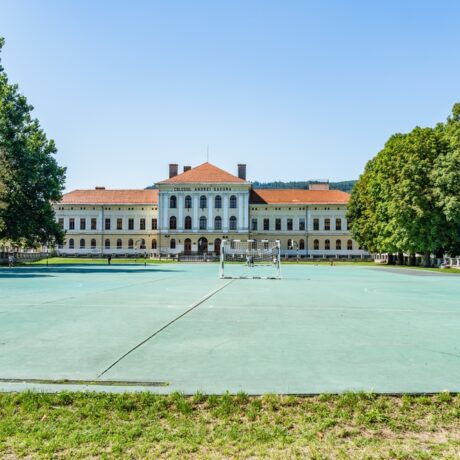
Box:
1;263;459;394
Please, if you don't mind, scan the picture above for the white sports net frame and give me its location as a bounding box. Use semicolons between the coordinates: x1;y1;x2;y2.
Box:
219;239;281;279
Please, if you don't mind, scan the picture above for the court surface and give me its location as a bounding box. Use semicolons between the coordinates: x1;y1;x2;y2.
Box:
1;263;459;394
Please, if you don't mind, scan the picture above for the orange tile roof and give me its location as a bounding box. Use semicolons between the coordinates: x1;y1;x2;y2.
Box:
250;189;350;205
60;189;159;205
159;162;247;184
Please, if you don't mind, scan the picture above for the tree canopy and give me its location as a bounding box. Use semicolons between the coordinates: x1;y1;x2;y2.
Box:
348;105;460;263
0;37;66;248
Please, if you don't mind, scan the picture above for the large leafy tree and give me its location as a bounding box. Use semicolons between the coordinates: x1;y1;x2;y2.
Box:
0;37;66;248
348;110;460;265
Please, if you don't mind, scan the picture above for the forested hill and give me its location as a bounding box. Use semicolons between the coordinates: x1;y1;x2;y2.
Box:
251;180;357;193
146;180;356;192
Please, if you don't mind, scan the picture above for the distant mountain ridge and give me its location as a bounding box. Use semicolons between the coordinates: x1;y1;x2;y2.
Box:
146;180;357;193
251;180;357;193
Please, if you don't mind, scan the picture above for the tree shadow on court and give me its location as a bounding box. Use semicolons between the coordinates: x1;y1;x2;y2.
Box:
0;265;184;276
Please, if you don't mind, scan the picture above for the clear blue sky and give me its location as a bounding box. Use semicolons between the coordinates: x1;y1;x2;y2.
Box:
1;1;459;191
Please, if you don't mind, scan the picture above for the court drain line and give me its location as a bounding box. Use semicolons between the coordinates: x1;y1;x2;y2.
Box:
0;378;168;387
97;279;234;379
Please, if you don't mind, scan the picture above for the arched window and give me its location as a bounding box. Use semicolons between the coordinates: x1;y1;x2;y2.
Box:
184;216;192;230
117;239;122;249
91;239;96;249
140;238;146;249
80;238;85;249
200;195;207;209
287;239;293;249
69;238;74;249
325;239;330;250
185;195;192;209
152;239;157;249
128;239;133;249
314;239;319;250
169;216;177;230
215;195;222;209
347;239;353;250
105;239;110;249
200;216;207;230
214;216;222;230
229;216;237;230
230;195;237;208
336;239;341;250
170;195;177;209
299;239;305;250
170;238;176;249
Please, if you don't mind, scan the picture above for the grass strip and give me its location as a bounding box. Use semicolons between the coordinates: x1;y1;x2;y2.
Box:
0;391;459;458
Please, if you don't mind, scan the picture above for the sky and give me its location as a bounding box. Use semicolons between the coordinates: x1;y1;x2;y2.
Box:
1;0;460;191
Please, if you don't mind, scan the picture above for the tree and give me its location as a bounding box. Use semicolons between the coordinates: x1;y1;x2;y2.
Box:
0;37;66;248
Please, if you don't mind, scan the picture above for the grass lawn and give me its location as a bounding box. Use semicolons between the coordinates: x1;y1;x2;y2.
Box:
0;392;459;458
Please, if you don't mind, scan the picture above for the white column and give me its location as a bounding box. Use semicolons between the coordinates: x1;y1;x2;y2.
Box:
193;195;198;231
207;194;213;230
178;195;184;230
238;194;244;230
223;194;229;231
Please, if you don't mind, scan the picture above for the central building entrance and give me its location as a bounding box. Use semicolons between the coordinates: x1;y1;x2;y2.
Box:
198;237;208;254
184;238;192;255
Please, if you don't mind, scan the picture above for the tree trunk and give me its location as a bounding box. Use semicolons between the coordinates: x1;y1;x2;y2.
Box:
409;253;416;266
424;251;431;267
397;252;404;265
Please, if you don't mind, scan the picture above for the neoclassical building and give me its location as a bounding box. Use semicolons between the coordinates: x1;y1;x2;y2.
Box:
54;162;367;258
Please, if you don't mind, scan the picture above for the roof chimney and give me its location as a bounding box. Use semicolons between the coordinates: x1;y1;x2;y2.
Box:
183;165;191;172
95;186;106;190
169;163;178;178
237;164;246;180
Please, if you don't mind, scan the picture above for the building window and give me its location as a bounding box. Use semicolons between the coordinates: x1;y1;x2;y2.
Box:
313;218;319;231
324;218;330;231
299;239;305;250
299;218;305;231
170;238;176;249
185;216;192;230
105;218;111;230
140;239;146;249
105;239;110;249
80;238;85;249
230;195;237;208
69;238;74;249
314;239;319;250
229;216;237;230
263;218;269;231
336;218;342;231
170;195;177;209
347;239;353;250
215;195;222;209
251;218;258;231
325;239;330;250
69;218;75;230
200;195;207;209
128;239;133;249
91;218;97;230
336;239;341;250
80;218;86;230
58;218;64;229
214;216;222;230
117;239;122;249
287;219;293;231
128;218;134;230
117;218;122;230
140;218;146;230
200;216;207;230
152;239;157;249
275;218;281;231
287;239;293;249
91;239;96;249
151;218;157;230
169;216;177;230
185;195;192;209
